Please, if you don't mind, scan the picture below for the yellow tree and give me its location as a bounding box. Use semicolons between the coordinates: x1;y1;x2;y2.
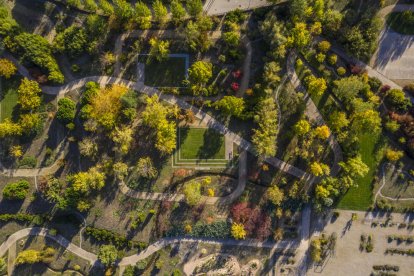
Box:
310;162;330;176
111;126;134;154
0;58;17;78
0;119;22;138
314;125;330;139
17;78;42;110
89;84;128;129
231;223;246;240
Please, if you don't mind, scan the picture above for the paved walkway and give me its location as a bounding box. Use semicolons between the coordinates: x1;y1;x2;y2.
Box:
287;51;343;176
203;0;277;15
370;4;414;81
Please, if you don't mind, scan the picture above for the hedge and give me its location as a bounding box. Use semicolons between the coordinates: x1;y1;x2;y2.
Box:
84;227;147;250
0;213;44;225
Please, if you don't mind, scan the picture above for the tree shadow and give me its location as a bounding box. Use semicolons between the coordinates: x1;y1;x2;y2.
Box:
197;128;224;160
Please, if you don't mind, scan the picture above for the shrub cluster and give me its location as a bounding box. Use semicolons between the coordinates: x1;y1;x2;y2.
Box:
387;235;414;244
167;221;231;239
0;213;44;225
2;180;30;200
84;227;147;250
372;265;399;272
385;248;414;256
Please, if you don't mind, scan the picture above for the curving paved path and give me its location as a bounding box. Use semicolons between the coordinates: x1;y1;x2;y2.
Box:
0;227;298;269
375;163;414;202
119;151;247;204
0;228;99;265
287;51;343;176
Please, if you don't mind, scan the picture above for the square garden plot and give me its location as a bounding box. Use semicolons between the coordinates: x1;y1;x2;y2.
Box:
137;54;188;87
173;127;232;168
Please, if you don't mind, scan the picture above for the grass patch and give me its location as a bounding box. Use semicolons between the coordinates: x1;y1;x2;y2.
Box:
387;11;414;35
178;127;225;160
337;133;379;210
138;56;186;87
0;76;20;122
380;163;414;199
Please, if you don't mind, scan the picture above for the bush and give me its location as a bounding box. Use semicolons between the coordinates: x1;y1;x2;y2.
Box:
84;227;147;250
337;67;346;76
2;180;29;200
385;89;412;112
57;98;76;124
0;213;44;224
18;156;37;168
368;77;382;92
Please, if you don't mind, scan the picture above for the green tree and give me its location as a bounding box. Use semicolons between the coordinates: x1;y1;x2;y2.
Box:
19;113;42;135
185;16;213;52
13;33;64;83
57;98;76;124
385;89;412;112
313;0;325;21
183;180;201;206
333;76;369;106
136;157;158;179
111;126;134;154
148;38;170;62
68;167;106;195
0;58;16;78
267;185;284;206
113;0;134;24
153;0;168;27
186;0;203;17
213;96;245;118
53;26;87;58
222;31;240;48
2;180;29;200
99;0;114;16
294;119;311;136
0;119;22;138
188;61;213;95
351;109;381;134
15;250;42;265
135;2;152;29
339;156;369;179
155;120;176;155
323;9;343;34
252;98;278;157
17;78;42;110
98;245;118;267
290;22;311;49
171;0;186;25
305;75;327;96
263;61;281;88
0;257;5;274
310;162;330;176
290;0;308;21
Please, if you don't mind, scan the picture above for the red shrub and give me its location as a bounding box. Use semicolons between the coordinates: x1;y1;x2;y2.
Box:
231;82;240;92
231;202;252;224
380;85;391;95
232;70;242;79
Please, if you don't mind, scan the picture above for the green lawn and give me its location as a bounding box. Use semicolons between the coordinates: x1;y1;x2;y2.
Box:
178;127;225;160
138;56;186;87
0;77;20;122
337;133;379;210
387;11;414;35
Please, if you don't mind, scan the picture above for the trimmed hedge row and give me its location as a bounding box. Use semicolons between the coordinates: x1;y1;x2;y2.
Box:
385;248;414;256
167;221;231;238
387;235;414;243
84;227;148;250
0;213;44;225
373;265;399;272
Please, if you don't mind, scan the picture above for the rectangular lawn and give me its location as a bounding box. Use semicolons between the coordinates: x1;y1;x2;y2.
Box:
178;127;225;160
337;133;377;210
138;56;186;87
0;77;19;122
